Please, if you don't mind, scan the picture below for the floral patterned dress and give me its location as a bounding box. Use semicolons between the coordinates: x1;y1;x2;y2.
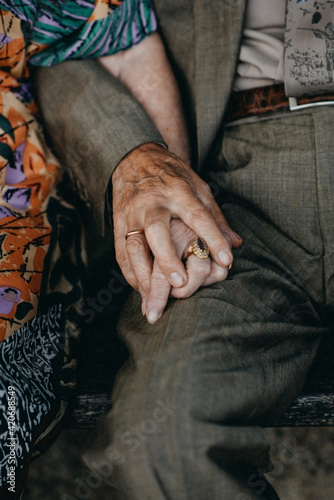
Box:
0;1;157;497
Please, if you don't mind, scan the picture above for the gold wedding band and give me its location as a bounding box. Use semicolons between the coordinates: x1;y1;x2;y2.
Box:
125;229;144;240
186;237;210;259
228;263;232;271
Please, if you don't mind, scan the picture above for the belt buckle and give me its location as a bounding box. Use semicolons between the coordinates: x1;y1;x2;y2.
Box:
289;97;334;111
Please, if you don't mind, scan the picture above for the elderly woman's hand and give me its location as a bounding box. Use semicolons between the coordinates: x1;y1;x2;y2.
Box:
112;143;242;323
144;217;235;323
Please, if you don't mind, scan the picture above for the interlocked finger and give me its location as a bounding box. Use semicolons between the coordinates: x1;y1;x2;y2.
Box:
202;260;229;287
143;209;188;289
125;230;153;297
171;254;211;298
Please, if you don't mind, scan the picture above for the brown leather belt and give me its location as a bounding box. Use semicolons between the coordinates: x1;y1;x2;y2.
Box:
225;83;334;122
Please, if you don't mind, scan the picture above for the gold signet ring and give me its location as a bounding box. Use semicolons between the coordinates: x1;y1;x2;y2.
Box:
186;237;210;259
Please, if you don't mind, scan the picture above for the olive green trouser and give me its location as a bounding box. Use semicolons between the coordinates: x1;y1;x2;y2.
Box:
37;59;332;499
81;107;332;499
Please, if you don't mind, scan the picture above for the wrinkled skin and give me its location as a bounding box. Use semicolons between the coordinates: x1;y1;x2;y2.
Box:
112;143;243;324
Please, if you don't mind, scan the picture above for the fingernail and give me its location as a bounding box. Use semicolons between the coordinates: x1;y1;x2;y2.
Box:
147;310;161;324
170;272;185;288
218;250;232;266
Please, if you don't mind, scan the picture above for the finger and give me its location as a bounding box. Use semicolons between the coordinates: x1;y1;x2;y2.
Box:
138;284;147;316
202;260;229;287
145;261;172;324
170;255;211;299
144;208;188;289
170;217;197;255
125;232;153;297
175;195;234;267
195;180;243;248
114;234;139;290
113;210;140;289
170;220;228;297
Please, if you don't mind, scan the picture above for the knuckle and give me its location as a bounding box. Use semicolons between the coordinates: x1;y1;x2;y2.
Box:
126;186;140;201
154;256;173;274
188;259;210;278
198;265;211;279
214;267;228;281
200;181;213;198
190;206;211;223
173;176;191;190
145;219;166;236
167;176;192;196
152;268;167;281
171;287;192;299
126;236;146;254
116;250;128;268
115;252;138;289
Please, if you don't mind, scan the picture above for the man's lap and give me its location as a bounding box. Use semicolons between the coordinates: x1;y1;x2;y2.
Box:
83;196;327;498
82;106;334;498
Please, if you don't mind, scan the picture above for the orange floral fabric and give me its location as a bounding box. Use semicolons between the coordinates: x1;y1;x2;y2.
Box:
0;11;60;340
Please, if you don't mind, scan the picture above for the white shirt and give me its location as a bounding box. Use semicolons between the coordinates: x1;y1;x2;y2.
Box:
233;0;285;91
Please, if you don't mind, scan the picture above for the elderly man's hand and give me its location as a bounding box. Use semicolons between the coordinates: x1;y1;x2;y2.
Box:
112;143;242;323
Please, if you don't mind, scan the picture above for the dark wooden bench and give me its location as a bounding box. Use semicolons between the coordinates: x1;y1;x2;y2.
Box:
273;334;334;426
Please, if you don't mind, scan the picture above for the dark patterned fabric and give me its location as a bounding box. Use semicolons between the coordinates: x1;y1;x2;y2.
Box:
0;180;86;499
0;305;65;499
